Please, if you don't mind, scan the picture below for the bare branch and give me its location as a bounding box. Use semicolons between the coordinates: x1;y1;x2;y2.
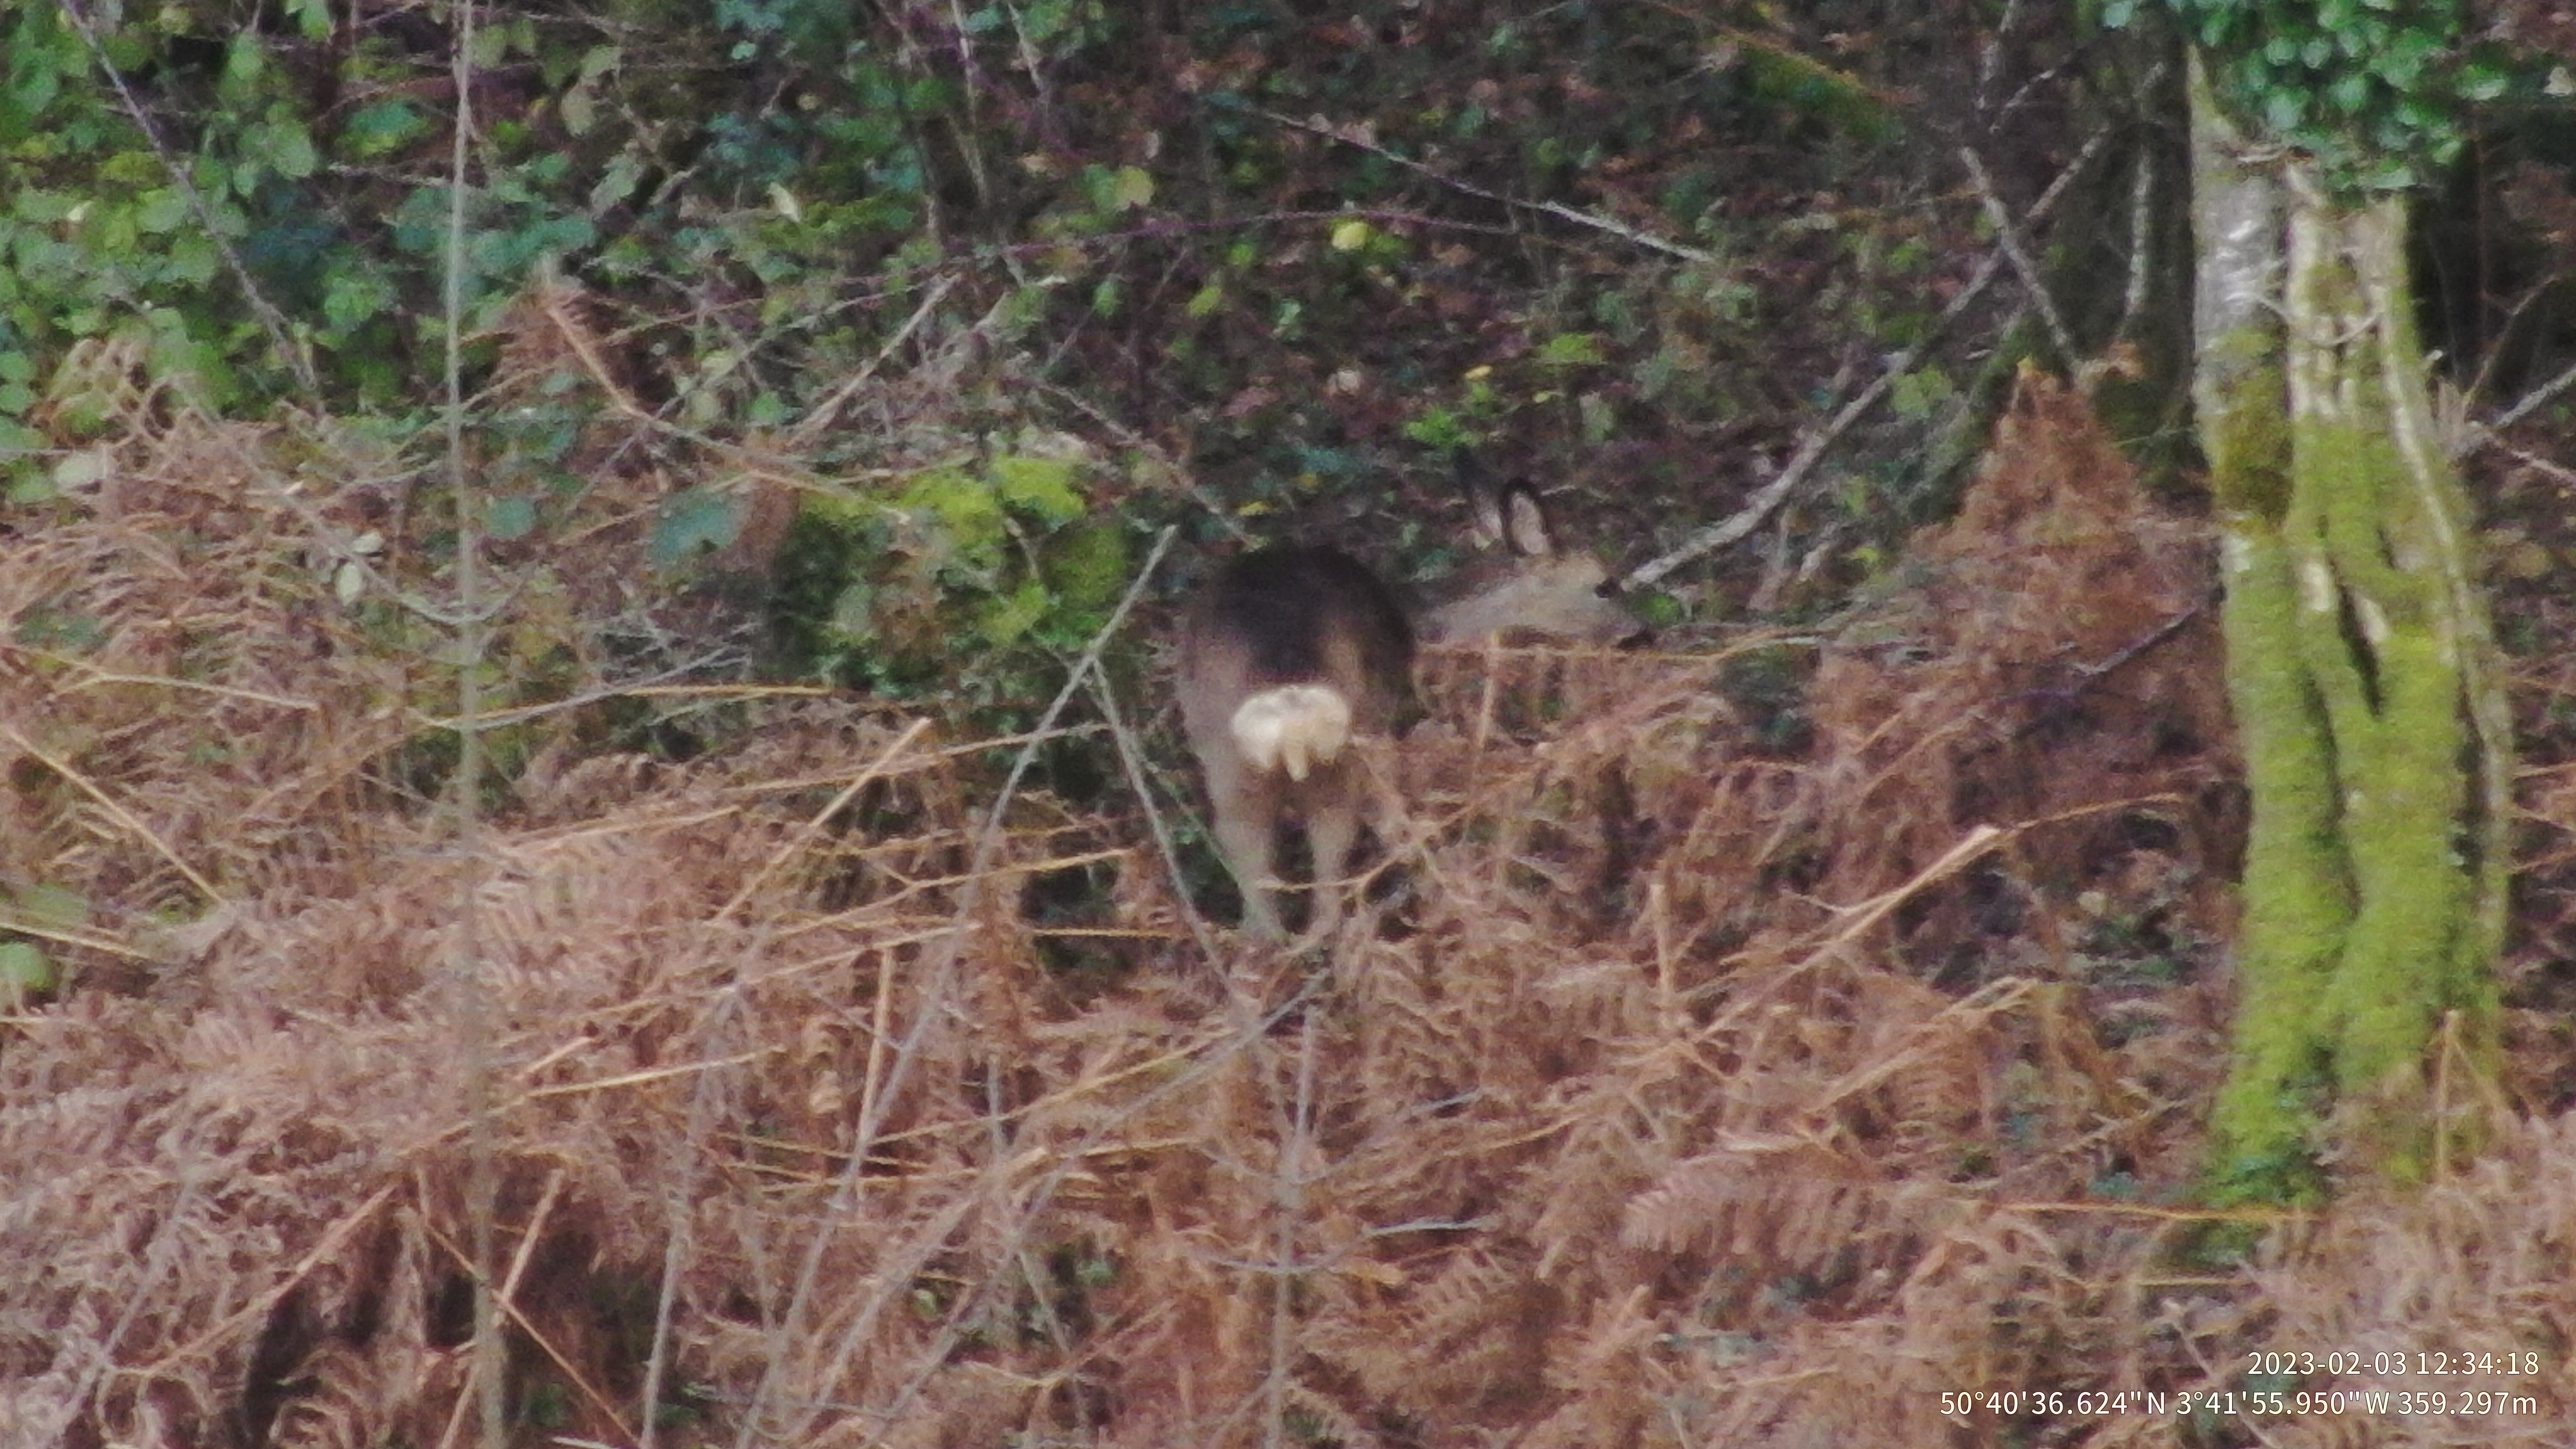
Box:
1625;123;2116;590
1242;104;1718;264
2483;355;2576;442
1961;146;2075;363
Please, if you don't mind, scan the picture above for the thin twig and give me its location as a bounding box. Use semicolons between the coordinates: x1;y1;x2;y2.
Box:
2483;353;2576;440
437;1;507;1443
639;982;746;1449
414;657;772;732
1962;145;2075;362
969;527;1177;871
1239;103;1718;264
429;1173;634;1449
515;1048;779;1103
790;274;961;446
1262;1011;1322;1449
0;721;223;904
2122;136;2156;329
886;970;1340;1448
1974;0;2021;115
1034;380;1253;543
2464;274;2570;419
2485;439;2576;487
0;913;149;961
139;1184;399;1375
1689;824;2007;1028
715;717;933;924
74;1157;207;1427
2;645;320;711
2072;598;2209;684
1087;671;1221;960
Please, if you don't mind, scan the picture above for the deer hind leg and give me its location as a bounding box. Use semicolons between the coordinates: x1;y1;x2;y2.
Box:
1209;774;1288;940
1301;772;1361;942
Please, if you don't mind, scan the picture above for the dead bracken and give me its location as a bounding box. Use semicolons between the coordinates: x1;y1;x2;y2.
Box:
4;378;2570;1445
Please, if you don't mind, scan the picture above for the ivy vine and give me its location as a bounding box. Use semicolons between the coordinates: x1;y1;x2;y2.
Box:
2113;0;2511;192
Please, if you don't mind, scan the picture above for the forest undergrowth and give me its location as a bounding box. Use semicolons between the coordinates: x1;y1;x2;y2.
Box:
6;375;2574;1447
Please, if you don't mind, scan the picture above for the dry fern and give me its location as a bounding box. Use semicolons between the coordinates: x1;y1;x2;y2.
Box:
8;379;2567;1448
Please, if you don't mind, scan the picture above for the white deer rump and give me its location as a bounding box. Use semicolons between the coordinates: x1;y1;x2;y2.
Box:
1229;684;1354;782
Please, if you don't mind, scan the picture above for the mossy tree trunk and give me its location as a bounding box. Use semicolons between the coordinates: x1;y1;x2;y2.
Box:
2189;62;2510;1198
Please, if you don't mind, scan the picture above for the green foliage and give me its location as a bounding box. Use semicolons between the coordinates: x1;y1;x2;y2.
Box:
769;454;1129;717
0;0;1975;620
0;8;235;425
2129;0;2510;191
0;0;1132;433
0;0;2116;694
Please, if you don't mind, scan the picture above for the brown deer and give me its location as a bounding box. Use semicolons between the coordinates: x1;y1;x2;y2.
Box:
1179;476;1642;940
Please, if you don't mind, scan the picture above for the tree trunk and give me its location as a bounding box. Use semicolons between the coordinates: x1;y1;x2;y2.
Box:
2189;59;2509;1196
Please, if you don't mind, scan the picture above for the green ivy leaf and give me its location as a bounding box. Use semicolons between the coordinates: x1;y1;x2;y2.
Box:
344;100;426;160
1403;407;1465;449
826;581;876;643
1889;365;1953;420
168;232;218;286
52;448;109;490
6;882;83;931
321;265;397;334
590;151;647;212
221;34;266;99
136;189;190;233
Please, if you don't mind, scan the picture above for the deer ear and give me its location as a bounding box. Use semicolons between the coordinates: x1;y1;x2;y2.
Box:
1500;484;1557;557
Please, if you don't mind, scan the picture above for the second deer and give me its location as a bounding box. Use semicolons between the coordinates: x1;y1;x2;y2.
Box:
1179;475;1643;940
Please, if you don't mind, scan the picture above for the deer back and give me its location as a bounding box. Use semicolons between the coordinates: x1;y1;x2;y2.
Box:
1179;546;1415;780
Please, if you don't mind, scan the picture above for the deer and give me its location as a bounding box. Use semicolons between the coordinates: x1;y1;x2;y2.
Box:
1178;471;1644;940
